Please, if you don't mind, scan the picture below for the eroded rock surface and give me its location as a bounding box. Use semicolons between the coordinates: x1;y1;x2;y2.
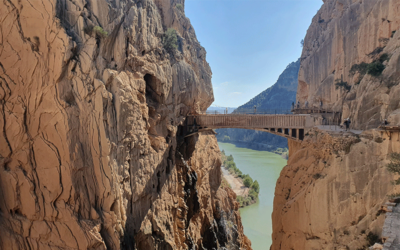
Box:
0;0;250;249
272;129;400;249
298;0;400;129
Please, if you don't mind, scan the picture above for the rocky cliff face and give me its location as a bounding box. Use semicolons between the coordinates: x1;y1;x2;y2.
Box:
272;129;399;249
272;1;400;248
298;0;400;129
0;0;249;249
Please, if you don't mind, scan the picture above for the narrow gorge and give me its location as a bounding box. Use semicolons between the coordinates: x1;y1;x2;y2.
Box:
2;0;400;250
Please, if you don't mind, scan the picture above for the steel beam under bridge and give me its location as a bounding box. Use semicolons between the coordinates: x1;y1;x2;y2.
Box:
186;114;315;141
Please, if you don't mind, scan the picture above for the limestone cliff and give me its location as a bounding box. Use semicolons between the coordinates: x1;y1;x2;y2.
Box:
298;0;400;129
272;129;399;249
0;0;250;249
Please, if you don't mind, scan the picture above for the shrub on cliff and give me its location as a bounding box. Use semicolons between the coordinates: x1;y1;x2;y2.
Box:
162;28;178;52
84;25;108;38
367;61;385;76
335;80;351;91
387;152;400;185
176;4;184;11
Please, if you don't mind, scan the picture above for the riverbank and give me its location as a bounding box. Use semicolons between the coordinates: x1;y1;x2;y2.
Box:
221;150;260;207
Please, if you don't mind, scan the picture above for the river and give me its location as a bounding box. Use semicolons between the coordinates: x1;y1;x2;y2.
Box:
217;142;287;250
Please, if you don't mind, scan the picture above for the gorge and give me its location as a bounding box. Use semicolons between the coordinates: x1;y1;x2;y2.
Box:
1;0;400;250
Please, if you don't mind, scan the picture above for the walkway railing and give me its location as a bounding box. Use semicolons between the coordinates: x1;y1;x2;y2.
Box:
203;109;293;115
187;114;309;129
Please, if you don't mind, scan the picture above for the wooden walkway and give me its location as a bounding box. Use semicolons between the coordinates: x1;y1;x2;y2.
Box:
186;114;316;141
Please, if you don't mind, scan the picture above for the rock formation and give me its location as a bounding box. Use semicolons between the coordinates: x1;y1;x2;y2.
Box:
272;0;400;248
272;129;399;249
297;0;400;129
0;0;250;249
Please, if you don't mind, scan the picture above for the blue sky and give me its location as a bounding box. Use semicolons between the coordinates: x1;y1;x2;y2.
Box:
185;0;323;107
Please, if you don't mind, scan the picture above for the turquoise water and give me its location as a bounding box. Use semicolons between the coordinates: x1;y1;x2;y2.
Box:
218;142;287;250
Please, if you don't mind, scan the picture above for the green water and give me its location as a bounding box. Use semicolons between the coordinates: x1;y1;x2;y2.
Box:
218;142;287;250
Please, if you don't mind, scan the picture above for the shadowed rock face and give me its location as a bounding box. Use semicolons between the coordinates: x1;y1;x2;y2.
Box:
0;0;250;249
298;0;400;129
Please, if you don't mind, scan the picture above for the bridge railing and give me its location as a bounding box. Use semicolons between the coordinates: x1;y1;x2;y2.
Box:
203;109;293;115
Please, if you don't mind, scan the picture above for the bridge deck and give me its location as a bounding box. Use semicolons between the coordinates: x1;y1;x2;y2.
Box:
187;114;312;129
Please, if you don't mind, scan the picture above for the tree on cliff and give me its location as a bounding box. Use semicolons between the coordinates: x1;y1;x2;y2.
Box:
387;153;400;185
162;28;178;52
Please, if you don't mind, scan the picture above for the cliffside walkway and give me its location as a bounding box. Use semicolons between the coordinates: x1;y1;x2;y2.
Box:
186;113;318;141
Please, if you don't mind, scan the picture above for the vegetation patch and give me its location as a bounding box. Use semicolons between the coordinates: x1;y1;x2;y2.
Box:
367;61;385;76
335;79;351;91
176;3;184;11
313;173;323;180
366;232;380;246
386;153;400;185
350;62;369;76
221;150;260;207
350;53;390;81
162;28;178;52
84;25;108;38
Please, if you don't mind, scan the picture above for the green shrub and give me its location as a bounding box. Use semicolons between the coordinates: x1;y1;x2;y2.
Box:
386;153;400;185
379;53;389;63
227;155;234;162
243;176;253;187
350;62;369;75
83;25;108;38
366;232;380;246
248;189;258;200
93;26;108;38
335;80;351;91
367;61;385;76
237;195;244;206
162;28;178;52
176;3;183;11
251;180;260;193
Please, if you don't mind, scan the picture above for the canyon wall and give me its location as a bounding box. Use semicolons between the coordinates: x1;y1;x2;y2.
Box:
272;0;400;249
0;0;250;249
298;0;400;129
272;129;399;249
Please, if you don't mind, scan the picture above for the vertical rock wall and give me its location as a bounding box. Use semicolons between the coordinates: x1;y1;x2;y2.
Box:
298;0;400;129
0;0;250;249
272;130;400;249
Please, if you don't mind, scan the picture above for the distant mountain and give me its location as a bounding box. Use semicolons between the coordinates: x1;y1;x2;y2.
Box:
216;59;300;150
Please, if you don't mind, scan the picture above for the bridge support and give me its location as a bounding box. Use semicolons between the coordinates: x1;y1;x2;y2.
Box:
291;129;297;139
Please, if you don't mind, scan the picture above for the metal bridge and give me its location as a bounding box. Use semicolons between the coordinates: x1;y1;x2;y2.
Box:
185;108;343;141
186;114;314;141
